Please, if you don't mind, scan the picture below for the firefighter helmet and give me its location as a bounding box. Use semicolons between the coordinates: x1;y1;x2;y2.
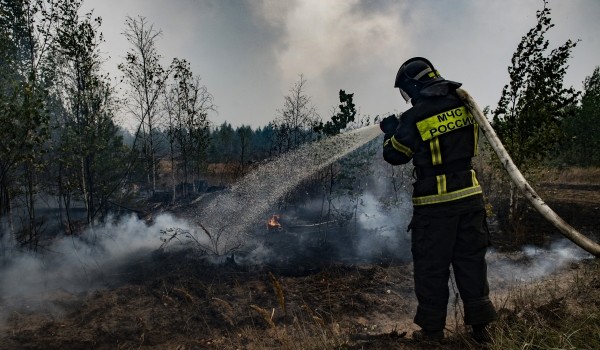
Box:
394;57;444;102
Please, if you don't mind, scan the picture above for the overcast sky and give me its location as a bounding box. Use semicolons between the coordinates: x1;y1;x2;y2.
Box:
81;0;600;128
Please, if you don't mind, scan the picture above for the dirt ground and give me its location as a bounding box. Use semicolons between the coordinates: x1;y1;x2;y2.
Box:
0;183;598;350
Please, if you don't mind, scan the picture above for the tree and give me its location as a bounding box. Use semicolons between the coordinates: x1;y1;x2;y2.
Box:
207;122;234;163
491;0;579;225
0;0;53;248
235;125;253;177
272;74;319;155
313;90;356;136
310;89;358;227
561;67;600;166
252;124;275;159
119;16;168;194
50;0;127;227
165;58;214;198
492;0;578;168
206;122;236;184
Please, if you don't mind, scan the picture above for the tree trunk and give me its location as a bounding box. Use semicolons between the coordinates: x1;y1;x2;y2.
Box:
0;167;12;237
457;88;600;257
81;157;89;220
26;164;38;250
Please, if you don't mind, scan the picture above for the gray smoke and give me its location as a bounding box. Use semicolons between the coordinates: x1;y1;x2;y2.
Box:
487;239;593;286
0;213;194;327
354;191;413;261
0;125;385;327
235;144;416;266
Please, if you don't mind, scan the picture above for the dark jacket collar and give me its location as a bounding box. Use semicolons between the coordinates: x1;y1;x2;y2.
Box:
411;80;462;106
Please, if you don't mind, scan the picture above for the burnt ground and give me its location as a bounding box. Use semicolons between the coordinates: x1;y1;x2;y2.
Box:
0;183;599;350
0;250;422;350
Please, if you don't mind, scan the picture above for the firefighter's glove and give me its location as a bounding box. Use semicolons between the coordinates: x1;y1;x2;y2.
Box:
379;115;399;134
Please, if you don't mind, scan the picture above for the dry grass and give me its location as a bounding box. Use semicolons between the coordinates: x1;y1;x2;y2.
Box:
487;260;600;350
3;254;597;350
4;158;599;349
236;260;600;350
202;261;596;350
268;271;287;317
533;166;600;185
231;306;348;350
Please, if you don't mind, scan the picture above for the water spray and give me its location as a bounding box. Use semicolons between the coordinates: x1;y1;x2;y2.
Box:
192;124;383;255
457;88;600;257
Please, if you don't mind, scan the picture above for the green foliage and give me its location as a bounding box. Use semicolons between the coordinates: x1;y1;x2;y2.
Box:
164;57;214;195
0;82;49;165
0;0;29;82
492;0;579;169
560;67;600;166
207;122;234;163
313;90;356;136
49;0;121;223
0;0;51;231
251;124;276;159
207;123;276;166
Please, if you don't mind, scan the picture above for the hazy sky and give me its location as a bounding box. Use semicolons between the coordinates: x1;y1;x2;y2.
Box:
81;0;600;128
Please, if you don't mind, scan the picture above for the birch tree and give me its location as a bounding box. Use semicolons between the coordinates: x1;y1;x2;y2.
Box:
272;74;320;155
119;16;167;194
562;67;600;166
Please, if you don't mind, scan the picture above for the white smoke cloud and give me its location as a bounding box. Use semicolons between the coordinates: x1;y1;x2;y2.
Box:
354;191;412;261
0;213;197;327
488;239;593;286
280;2;402;75
252;0;414;104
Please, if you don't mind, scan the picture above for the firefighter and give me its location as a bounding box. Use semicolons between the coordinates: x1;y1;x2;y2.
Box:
380;57;497;342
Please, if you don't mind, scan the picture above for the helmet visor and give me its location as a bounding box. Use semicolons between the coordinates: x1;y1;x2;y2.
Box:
399;88;411;103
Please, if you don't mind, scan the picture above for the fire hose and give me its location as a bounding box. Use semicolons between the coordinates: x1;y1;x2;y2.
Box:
456;88;600;258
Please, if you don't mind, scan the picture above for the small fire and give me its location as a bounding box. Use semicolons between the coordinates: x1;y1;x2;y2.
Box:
267;214;282;230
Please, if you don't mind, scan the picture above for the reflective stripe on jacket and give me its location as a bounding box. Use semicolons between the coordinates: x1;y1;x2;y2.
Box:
383;84;481;206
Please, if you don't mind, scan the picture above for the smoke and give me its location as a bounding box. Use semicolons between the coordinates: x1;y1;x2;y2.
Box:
234;141;416;266
487;239;593;286
0;125;387;328
250;0;414;120
0;125;386;327
0;213;195;327
352;191;412;262
255;0;412;82
236;190;415;267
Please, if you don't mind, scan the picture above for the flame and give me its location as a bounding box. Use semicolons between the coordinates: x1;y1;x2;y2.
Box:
267;214;282;230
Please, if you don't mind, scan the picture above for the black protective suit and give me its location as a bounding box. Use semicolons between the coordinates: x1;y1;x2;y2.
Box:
382;81;497;331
